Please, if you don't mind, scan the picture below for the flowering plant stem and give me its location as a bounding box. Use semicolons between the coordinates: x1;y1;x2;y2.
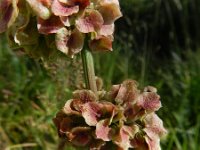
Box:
81;48;97;93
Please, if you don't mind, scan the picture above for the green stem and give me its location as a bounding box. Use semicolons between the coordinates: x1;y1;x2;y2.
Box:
57;138;66;150
81;48;97;93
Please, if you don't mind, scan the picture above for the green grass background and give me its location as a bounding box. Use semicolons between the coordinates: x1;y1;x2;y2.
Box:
0;0;200;149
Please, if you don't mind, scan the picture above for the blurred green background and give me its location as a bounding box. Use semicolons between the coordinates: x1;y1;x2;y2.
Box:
0;0;200;149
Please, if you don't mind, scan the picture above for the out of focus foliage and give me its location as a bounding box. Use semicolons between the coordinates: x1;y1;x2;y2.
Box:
117;0;200;55
0;0;200;149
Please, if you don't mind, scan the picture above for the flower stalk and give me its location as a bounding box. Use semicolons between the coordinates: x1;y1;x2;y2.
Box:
81;48;97;94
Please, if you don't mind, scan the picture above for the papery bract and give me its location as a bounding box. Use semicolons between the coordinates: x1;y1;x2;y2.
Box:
114;80;139;105
89;35;113;52
73;89;97;102
37;16;64;34
76;10;104;33
114;126;134;150
26;0;51;20
51;0;79;17
70;127;92;147
97;1;122;25
0;0;18;33
144;113;167;138
98;24;114;36
96;119;112;141
81;102;101;126
55;27;84;56
137;92;161;112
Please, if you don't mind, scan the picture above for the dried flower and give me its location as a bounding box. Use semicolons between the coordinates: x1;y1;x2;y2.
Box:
0;0;122;58
53;80;167;150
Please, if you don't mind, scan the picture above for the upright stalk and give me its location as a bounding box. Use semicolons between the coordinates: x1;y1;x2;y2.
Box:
81;48;97;93
57;138;66;150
